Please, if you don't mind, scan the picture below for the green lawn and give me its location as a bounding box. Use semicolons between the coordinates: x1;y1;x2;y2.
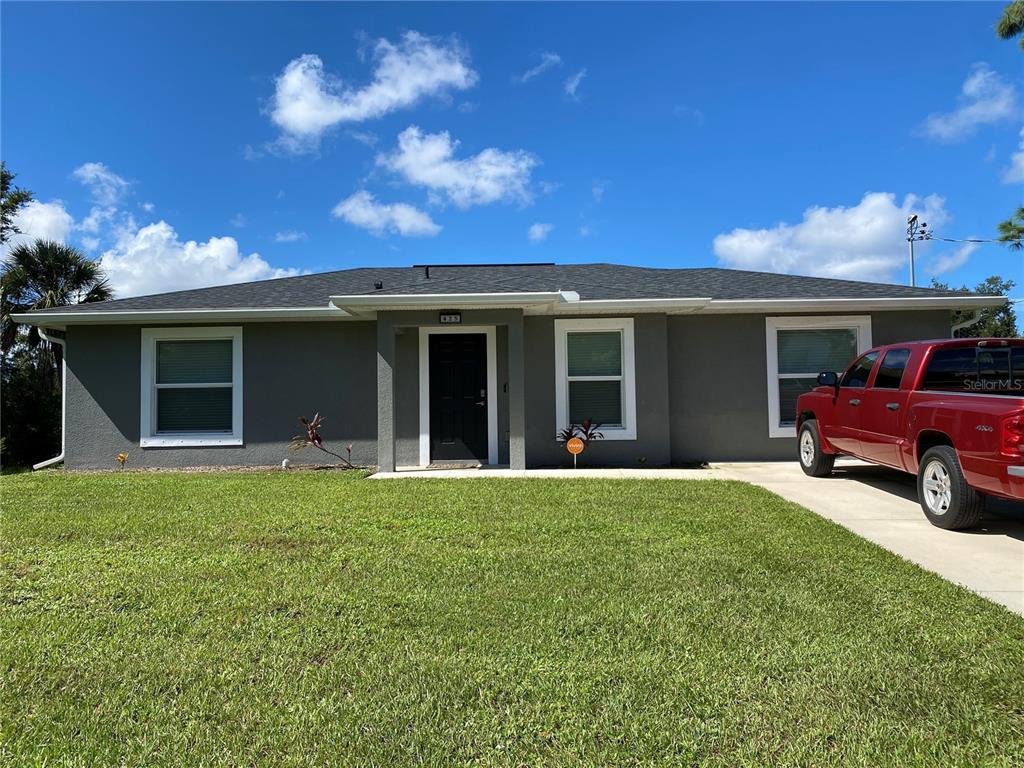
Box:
2;472;1022;767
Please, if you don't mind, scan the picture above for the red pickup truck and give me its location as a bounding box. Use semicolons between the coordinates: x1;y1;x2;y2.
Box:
795;338;1024;530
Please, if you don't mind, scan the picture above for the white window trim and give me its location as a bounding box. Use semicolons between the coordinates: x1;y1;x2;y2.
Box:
140;326;243;448
418;326;499;467
765;315;871;439
554;318;637;441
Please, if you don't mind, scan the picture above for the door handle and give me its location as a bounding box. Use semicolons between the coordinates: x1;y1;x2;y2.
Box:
475;400;486;406
886;402;900;411
849;398;861;406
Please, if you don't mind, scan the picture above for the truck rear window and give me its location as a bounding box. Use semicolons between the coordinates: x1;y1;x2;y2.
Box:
921;346;1024;395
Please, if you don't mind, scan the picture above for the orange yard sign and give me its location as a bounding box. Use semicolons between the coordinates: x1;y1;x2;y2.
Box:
566;437;585;455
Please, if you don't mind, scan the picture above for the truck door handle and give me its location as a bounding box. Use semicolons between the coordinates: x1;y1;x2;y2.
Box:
849;399;861;406
886;402;900;411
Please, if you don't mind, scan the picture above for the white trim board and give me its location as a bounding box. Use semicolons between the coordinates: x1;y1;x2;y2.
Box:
553;317;637;441
418;326;499;467
12;292;1004;327
140;326;244;448
765;315;872;439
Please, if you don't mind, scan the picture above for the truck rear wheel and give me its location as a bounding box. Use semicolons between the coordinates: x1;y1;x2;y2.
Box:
798;420;835;477
916;446;983;530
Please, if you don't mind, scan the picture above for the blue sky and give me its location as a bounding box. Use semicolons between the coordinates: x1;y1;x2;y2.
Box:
2;1;1021;298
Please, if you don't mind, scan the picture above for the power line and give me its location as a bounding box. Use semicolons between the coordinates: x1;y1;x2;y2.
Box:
922;235;1006;244
906;215;1017;286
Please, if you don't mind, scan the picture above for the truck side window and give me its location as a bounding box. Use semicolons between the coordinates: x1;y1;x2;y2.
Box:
921;348;976;391
873;348;911;389
840;351;878;388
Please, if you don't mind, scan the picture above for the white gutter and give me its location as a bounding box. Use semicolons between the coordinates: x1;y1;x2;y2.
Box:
32;328;66;470
12;293;1005;326
560;297;711;313
699;295;1006;313
329;291;571;314
11;305;351;328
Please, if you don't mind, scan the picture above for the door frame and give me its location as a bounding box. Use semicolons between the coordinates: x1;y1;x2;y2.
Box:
418;325;498;466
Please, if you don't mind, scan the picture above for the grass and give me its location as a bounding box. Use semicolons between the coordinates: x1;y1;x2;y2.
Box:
1;471;1022;767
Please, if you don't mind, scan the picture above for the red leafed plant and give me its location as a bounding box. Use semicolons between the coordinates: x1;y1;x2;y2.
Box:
555;418;604;443
289;413;354;468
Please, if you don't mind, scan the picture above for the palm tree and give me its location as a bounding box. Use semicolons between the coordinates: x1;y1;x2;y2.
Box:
997;0;1024;49
1;239;113;361
997;207;1024;252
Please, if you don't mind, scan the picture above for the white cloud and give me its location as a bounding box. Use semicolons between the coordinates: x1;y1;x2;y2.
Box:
579;224;593;238
141;201;155;212
712;192;950;282
81;236;100;252
527;223;553;242
1002;128;1024;184
331;190;441;237
274;230;307;243
592;179;610;202
929;242;977;277
270;32;477;151
564;68;586;100
98;221;299;297
348;130;379;147
72;162;130;206
2;200;75;252
517;52;561;83
79;206;117;234
230;213;246;228
920;63;1018;142
673;104;705;124
243;144;264;162
377;125;537;208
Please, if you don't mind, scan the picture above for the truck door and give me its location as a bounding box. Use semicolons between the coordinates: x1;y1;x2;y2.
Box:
859;348;912;468
826;351;879;455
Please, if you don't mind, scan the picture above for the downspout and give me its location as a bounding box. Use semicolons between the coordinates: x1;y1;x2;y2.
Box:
951;309;983;337
32;328;66;470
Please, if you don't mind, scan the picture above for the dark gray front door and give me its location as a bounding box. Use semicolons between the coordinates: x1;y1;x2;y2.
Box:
429;333;488;463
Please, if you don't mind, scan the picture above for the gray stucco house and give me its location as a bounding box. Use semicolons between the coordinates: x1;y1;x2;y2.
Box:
15;263;1001;471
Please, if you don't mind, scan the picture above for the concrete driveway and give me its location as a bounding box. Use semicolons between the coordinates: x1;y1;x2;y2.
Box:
715;460;1024;616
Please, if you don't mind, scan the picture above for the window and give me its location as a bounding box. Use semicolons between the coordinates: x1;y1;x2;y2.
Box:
841;351;879;388
922;345;1024;395
554;318;636;440
141;327;243;447
765;316;871;438
873;348;910;389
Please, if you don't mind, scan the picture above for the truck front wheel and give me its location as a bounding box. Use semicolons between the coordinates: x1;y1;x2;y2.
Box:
917;446;983;530
798;420;835;477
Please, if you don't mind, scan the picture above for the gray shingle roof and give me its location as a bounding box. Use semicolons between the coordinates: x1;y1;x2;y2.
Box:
40;262;971;314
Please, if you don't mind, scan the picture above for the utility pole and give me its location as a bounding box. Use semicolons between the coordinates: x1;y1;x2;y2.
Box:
906;215;930;287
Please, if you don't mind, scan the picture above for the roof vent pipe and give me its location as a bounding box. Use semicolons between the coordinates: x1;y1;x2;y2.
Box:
425;265;430;279
374;280;383;290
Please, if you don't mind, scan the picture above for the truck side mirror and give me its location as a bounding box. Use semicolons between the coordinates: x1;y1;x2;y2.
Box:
817;371;839;388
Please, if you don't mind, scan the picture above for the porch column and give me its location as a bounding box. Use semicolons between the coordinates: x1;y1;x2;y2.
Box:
376;313;396;472
506;311;527;470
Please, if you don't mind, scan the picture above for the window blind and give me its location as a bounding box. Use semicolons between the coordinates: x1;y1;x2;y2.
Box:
156;340;232;384
567;331;621;377
155;339;234;433
777;329;857;375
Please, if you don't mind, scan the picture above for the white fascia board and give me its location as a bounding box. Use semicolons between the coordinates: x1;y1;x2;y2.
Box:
11;306;351;328
330;291;567;313
554;297;711;314
700;296;1007;313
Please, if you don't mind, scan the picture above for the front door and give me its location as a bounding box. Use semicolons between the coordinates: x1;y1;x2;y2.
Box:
429;333;488;463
